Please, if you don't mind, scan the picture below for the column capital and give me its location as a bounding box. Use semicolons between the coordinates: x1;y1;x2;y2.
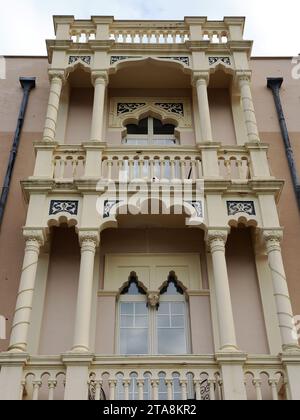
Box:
192;71;210;87
22;228;46;247
91;70;109;87
48;69;66;83
262;229;283;252
78;229;100;248
236;70;252;84
206;228;229;250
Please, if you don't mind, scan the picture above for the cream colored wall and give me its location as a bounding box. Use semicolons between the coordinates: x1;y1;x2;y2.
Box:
226;228;269;354
65;88;93;144
208;88;237;145
39;227;80;355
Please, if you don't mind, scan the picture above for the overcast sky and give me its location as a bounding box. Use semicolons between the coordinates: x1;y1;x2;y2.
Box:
0;0;299;56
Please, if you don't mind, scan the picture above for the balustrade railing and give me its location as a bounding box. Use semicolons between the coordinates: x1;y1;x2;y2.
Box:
218;148;251;180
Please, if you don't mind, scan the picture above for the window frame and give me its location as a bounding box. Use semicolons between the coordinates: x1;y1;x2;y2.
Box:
124;116;178;146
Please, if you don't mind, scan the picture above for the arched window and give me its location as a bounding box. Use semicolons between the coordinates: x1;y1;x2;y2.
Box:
118;272;190;356
124;117;177;145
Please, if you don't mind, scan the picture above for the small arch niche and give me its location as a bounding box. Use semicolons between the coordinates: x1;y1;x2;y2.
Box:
159;271;186;296
120;272;147;296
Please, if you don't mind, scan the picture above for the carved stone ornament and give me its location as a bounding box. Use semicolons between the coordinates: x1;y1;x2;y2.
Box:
110;56;142;64
158;56;190;66
207;230;228;246
208;56;231;66
147;292;160;309
184;201;203;218
103;200;122;218
68;55;91;65
117;103;146;115
78;231;100;247
227;201;256;216
263;230;283;244
155;103;184;116
23;229;45;247
49;200;78;216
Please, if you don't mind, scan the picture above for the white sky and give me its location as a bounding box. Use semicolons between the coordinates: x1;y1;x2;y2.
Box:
0;0;299;56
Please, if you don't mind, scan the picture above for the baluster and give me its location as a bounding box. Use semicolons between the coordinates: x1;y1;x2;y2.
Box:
129;160;134;181
180;160;186;181
147;32;151;43
20;380;26;400
109;380;117;400
155;32;160;43
160;160;164;179
130;32;135;43
59;157;66;179
139;32;144;43
170;159;176;181
172;33;177;43
224;159;231;178
163;32;168;43
138;380;144;401
151;380;159;400
107;160;113;180
150;159;155;180
76;33;80;43
194;380;201;400
72;158;78;178
208;380;216;401
138;160;143;179
95;380;103;401
180;33;185;43
48;380;57;401
253;379;263;401
124;379;130;400
269;379;279;401
32;380;42;401
191;160;197;181
121;32;126;42
166;380;173;400
180;380;188;400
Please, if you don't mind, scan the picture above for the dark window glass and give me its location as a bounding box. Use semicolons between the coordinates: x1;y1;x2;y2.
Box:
126;118;148;135
153;118;175;135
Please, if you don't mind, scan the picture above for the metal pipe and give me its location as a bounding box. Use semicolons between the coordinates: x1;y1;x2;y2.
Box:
0;77;36;229
267;77;300;210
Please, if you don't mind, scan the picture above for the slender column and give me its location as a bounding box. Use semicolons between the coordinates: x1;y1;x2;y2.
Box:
8;229;44;352
42;70;65;142
90;71;108;142
193;73;213;142
263;230;299;349
207;230;238;351
237;72;260;143
72;230;99;352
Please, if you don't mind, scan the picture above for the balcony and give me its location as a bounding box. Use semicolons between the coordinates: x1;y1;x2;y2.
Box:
20;355;288;400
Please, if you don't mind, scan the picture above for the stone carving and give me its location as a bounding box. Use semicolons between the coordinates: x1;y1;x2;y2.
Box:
227;201;256;216
49;200;78;216
68;55;91;65
208;56;231;66
103;200;121;218
110;56;142;64
184;201;203;218
147;292;160;309
155;103;184;116
117;103;146;115
159;56;190;66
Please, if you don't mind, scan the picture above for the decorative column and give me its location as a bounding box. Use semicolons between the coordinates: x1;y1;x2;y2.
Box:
207;230;238;352
8;229;44;352
72;230;99;353
207;229;247;400
193;72;213;142
90;71;108;142
42;70;65;142
263;230;299;350
237;71;260;143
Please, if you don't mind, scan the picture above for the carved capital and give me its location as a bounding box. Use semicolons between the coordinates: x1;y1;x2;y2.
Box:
78;230;100;249
236;70;252;84
147;292;160;309
263;229;283;252
22;228;45;248
91;70;109;87
206;229;228;252
48;69;66;83
192;71;210;87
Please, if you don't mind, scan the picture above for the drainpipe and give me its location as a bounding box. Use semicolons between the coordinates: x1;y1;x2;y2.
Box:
0;77;36;229
267;77;300;210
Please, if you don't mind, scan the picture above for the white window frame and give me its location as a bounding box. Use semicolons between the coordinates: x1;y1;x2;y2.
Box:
125;117;178;146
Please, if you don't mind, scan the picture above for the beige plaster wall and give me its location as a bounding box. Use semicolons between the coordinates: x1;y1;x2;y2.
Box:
38;227;80;355
208;88;237;145
0;57;49;352
251;58;300;317
226;228;269;354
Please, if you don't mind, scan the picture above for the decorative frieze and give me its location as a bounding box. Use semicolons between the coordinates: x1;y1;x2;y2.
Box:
110;56;142;64
155;103;184;116
227;201;256;216
103;200;122;218
159;56;190;66
184;201;203;218
117;103;146;115
208;56;231;66
49;200;79;216
110;55;189;66
68;55;91;65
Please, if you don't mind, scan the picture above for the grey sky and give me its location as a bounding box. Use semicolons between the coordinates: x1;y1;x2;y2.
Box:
0;0;299;56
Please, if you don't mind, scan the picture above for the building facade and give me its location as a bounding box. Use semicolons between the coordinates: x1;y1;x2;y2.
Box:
0;15;300;400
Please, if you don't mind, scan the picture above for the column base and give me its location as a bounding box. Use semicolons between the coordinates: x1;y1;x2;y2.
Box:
216;352;248;400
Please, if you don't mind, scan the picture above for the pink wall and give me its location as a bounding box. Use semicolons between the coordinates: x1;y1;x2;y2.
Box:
227;228;269;354
39;227;80;355
65;88;93;144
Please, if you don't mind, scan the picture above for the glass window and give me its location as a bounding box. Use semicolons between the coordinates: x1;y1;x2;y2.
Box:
157;302;187;354
125;117;177;146
120;302;149;355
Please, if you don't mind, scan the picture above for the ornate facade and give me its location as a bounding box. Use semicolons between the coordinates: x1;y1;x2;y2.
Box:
0;15;300;400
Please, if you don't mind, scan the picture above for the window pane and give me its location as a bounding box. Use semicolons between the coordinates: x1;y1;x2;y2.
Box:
172;315;185;328
126;118;148;135
158;302;169;314
120;303;134;315
135;302;147;315
153;118;175;135
157;315;170;328
158;329;186;354
135;316;148;328
120;328;148;354
171;302;185;315
120;315;134;328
